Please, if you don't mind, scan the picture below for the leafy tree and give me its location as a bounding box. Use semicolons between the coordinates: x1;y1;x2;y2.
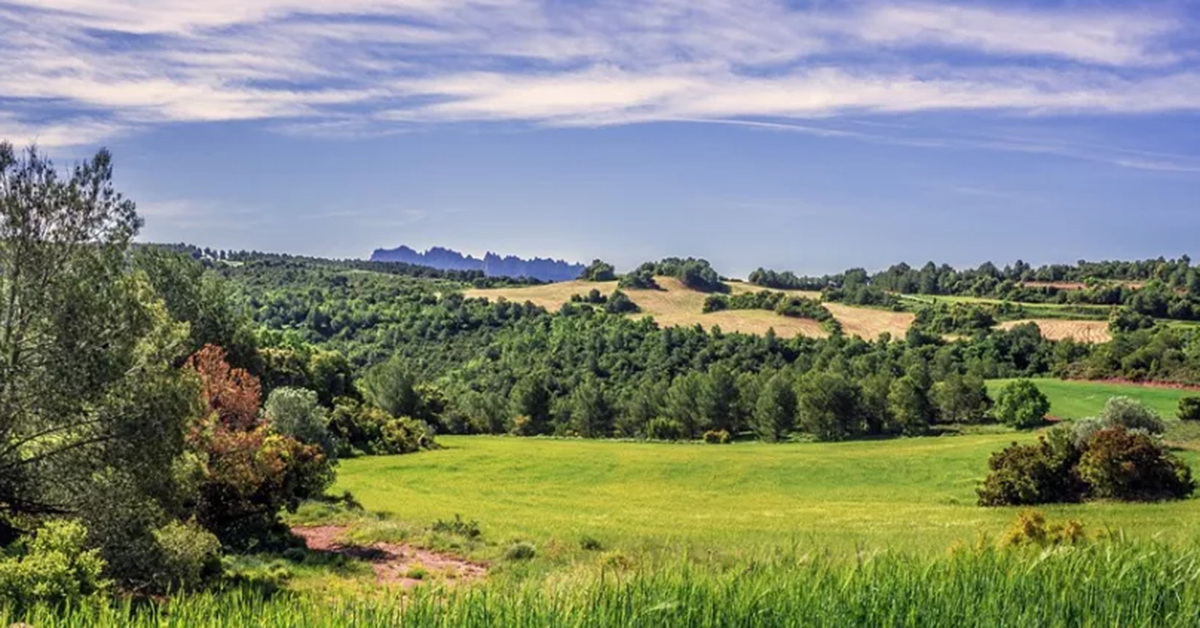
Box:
701;364;739;433
1077;427;1194;501
0;144;195;553
1099;396;1165;435
753;373;796;442
888;375;932;435
361;357;420;419
994;379;1050;429
978;429;1084;506
931;372;991;423
306;350;356;407
666;372;708;439
604;290;640;314
264;387;335;458
1178;397;1200;422
134;248;259;370
185;346;333;549
570;375;612;438
510;373;552;435
797;371;861;441
579;259;616;282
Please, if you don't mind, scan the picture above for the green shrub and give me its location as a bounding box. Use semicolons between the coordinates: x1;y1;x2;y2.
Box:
1100;396;1165;435
504;542;536;561
264;387;335;458
702;429;731;444
1077;427;1194;501
646;417;686;441
0;520;109;613
405;565;428;580
994;379;1050;429
702;295;729;313
152;520;222;592
605;290;640;314
999;511;1087;548
431;514;481;540
579;535;604;551
1179;397;1200;422
977;429;1085;506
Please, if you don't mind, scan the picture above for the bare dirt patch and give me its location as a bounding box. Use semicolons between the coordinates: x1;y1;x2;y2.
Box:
293;525;486;588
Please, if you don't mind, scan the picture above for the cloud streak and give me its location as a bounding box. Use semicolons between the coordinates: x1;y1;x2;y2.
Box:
0;0;1197;152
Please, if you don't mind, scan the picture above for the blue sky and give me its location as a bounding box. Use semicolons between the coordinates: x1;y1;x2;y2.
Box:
3;0;1200;276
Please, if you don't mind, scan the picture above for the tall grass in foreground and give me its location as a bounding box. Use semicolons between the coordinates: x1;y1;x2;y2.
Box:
6;542;1200;627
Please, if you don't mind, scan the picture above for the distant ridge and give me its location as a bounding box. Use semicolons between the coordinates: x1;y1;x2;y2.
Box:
370;245;585;282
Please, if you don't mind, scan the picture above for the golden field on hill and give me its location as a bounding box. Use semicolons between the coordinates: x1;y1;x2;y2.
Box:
464;277;910;339
997;319;1112;343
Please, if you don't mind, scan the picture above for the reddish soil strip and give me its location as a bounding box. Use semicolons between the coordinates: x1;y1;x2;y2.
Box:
293;525;487;588
1066;378;1200;392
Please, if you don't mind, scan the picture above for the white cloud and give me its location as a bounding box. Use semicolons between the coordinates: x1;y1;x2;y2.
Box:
0;0;1197;151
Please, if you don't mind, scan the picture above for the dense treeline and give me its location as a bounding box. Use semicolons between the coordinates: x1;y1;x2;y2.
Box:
752;257;1200;321
209;249;1200;442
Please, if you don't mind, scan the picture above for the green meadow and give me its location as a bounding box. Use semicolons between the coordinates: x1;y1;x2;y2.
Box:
333;432;1200;556
987;377;1194;420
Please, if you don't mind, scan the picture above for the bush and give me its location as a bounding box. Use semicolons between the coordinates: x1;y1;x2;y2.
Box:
702;295;729;313
579;535;604;551
999;511;1087;548
646;417;686;441
605;290;640;314
380;417;434;454
264;387;335;458
504;541;536;561
152;520;222;591
703;429;731;444
431;514;481;540
1077;427;1194;501
1100;396;1165;435
579;259;616;282
994;379;1050;429
0;520;109;613
977;430;1085;506
1179;397;1200;422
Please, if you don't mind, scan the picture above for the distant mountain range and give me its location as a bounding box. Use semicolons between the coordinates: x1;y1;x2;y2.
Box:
369;245;585;282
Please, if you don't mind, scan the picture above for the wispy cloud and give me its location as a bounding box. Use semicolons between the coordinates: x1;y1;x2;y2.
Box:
0;0;1197;153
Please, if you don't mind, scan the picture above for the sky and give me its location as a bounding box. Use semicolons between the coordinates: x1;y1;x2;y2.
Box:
3;0;1200;277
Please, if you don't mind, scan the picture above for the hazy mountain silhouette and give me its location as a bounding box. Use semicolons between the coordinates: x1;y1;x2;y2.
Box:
370;245;585;282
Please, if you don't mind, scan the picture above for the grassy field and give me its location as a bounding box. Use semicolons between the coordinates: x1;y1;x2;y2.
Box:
465;277;912;340
332;432;1200;556
987;377;1194;420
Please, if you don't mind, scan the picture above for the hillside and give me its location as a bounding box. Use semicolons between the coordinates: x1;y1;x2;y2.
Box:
370;244;584;282
465;277;914;339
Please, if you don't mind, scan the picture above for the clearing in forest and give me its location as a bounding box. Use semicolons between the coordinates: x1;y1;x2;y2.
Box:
997;319;1111;343
465;277;910;339
334;432;1200;554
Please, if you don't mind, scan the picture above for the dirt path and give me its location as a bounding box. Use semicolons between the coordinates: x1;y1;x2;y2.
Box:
292;525;487;588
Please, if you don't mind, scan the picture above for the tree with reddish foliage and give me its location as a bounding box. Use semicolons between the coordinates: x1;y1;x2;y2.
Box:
185;345;333;549
187;344;263;431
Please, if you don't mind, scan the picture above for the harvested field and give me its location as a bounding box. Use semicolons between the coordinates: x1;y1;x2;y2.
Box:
466;277;903;339
996;319;1111;343
824;303;915;339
